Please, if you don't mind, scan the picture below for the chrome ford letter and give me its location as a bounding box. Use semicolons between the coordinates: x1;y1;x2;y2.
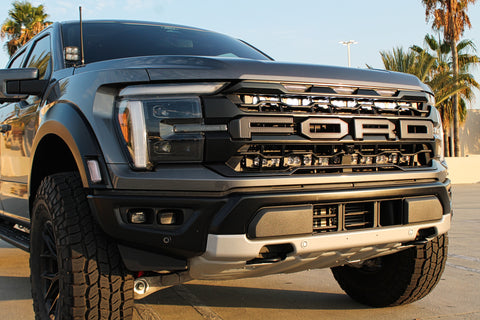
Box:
354;119;396;140
229;116;294;139
301;118;348;139
400;120;434;139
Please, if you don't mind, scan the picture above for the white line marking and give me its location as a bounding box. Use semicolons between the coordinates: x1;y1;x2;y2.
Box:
134;304;163;320
173;285;224;320
448;253;480;263
446;262;480;274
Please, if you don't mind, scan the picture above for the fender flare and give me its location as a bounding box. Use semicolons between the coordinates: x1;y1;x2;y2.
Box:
30;101;109;190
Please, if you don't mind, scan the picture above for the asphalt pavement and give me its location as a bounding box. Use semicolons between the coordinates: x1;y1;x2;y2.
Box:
1;184;479;320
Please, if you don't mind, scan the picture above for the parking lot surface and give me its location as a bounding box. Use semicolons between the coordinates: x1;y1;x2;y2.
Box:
1;184;479;320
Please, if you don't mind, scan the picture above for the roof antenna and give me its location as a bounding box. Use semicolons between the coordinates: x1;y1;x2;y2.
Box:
79;6;85;65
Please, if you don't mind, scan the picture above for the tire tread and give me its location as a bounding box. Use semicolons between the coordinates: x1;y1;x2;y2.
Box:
332;234;448;307
31;172;133;319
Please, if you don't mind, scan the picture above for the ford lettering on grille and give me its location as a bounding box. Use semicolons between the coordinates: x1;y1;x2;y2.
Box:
229;117;434;140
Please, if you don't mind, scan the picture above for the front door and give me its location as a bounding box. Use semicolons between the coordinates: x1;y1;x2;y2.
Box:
0;35;51;219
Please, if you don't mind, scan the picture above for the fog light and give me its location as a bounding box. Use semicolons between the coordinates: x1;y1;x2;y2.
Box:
158;210;182;225
128;210;150;224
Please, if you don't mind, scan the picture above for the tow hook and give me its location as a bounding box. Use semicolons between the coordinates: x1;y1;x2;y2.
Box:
134;272;191;299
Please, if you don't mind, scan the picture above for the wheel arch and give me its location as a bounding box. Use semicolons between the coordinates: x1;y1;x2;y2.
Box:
29;103;110;213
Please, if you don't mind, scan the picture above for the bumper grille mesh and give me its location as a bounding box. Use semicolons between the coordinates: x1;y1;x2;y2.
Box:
313;200;402;234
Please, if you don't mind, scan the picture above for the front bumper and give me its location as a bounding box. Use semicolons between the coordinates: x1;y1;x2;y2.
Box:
88;177;451;270
189;213;451;280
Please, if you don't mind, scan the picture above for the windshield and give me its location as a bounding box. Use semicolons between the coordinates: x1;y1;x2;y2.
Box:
61;21;270;64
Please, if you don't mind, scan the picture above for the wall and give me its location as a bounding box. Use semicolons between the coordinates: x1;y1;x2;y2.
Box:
460;109;480;156
445;156;480;184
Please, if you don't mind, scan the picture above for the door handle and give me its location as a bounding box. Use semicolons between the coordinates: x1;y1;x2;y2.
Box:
0;124;11;133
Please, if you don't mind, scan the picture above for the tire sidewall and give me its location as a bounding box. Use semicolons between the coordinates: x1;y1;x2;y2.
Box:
30;197;64;320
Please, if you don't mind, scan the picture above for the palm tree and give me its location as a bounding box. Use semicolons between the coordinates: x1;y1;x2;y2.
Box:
378;47;436;82
422;0;477;156
376;40;478;156
412;35;479;155
0;1;51;56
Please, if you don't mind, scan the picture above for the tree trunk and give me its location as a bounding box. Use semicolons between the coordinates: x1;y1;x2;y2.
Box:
451;39;460;157
444;128;450;157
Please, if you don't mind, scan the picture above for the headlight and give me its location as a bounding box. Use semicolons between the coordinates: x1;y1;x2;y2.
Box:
117;83;227;169
429;96;445;162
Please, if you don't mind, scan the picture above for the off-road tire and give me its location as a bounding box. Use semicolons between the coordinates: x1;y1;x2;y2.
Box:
331;233;448;307
30;172;134;319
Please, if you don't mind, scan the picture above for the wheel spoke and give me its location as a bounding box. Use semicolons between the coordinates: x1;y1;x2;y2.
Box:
41;225;57;259
38;221;60;318
48;292;59;318
40;253;56;259
41;272;57;282
42;272;59;301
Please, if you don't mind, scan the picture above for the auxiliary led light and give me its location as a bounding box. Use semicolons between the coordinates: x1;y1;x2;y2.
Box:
375;155;388;165
399;155;411;164
389;153;398;163
287;156;302;166
64;46;80;61
350;154;359;165
360;156;373;165
318;157;329;166
303;155;312;166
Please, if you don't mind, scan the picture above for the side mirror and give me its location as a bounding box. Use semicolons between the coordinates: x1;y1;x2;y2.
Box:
0;68;48;103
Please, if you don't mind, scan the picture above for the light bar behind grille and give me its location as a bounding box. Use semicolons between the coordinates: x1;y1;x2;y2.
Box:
236;94;428;117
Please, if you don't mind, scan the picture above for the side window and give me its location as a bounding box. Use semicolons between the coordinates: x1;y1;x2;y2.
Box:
25;35;52;80
8;49;26;68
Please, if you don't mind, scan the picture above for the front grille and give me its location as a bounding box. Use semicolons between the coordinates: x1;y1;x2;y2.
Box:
344;203;374;229
226;143;433;174
313;205;338;233
209;83;436;177
313;199;403;234
234;93;428;117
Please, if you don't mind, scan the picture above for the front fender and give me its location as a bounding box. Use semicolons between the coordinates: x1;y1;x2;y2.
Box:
31;101;109;189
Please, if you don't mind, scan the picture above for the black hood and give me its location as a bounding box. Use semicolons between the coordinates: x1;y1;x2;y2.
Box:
74;55;431;93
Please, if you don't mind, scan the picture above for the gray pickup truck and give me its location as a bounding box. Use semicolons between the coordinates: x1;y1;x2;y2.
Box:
0;20;450;319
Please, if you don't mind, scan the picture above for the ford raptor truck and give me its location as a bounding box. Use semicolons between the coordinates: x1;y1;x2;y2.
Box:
0;20;451;319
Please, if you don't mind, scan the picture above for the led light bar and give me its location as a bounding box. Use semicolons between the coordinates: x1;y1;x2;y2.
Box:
240;152;414;171
119;82;227;97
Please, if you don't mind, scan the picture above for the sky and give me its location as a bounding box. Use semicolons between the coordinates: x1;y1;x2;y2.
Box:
0;0;479;107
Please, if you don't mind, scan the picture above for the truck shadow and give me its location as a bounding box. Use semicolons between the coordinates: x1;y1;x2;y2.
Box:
0;276;32;301
138;283;367;311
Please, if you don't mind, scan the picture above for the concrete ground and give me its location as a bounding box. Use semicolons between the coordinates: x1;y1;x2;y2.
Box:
0;184;479;320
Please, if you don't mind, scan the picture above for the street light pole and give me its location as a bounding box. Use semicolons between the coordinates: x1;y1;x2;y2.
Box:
339;40;358;67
